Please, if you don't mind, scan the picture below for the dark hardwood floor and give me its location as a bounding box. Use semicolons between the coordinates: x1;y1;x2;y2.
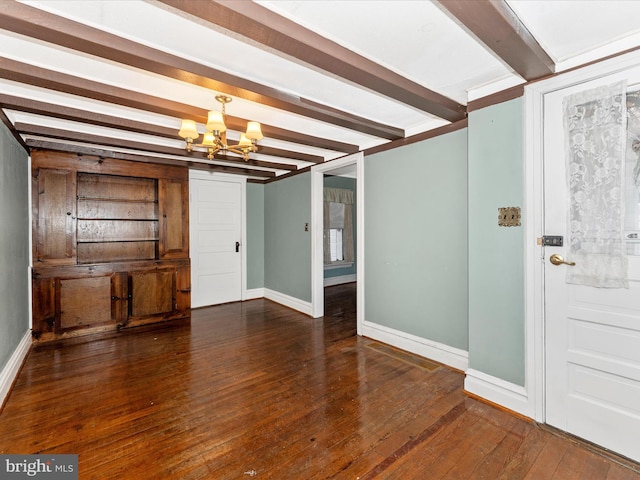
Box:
1;283;639;479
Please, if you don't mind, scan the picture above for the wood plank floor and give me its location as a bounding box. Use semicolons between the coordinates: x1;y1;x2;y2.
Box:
1;283;639;479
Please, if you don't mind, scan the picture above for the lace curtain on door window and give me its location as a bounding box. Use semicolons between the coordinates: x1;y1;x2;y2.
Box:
563;81;628;288
625;90;640;255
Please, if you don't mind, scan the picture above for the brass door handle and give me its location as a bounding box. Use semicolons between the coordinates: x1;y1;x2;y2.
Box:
549;254;576;266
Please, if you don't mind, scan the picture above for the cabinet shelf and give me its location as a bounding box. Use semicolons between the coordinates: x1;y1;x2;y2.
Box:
77;239;159;244
77;217;158;222
77;196;158;204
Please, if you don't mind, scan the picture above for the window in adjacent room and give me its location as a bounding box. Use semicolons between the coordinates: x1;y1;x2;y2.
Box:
324;187;354;268
329;201;345;262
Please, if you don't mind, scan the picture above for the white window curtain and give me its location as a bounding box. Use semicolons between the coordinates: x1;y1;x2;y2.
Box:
563;81;628;288
323;187;354;265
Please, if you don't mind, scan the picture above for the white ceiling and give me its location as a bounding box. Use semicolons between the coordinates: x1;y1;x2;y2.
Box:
2;0;640;181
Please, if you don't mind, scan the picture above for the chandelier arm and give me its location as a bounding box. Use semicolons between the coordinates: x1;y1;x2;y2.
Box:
226;145;252;161
206;145;222;160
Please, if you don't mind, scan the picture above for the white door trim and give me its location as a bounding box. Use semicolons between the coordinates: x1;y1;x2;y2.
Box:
188;170;247;302
524;50;640;423
310;153;364;333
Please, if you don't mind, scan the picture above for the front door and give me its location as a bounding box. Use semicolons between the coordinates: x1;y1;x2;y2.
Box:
543;68;640;462
190;175;244;308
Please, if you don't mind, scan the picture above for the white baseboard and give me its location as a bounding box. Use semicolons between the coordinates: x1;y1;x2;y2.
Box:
324;274;356;287
361;320;468;371
244;288;265;300
464;368;532;419
264;289;313;316
0;330;31;408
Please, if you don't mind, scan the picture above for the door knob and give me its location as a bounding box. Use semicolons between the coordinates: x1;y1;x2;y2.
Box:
235;241;240;253
549;254;575;266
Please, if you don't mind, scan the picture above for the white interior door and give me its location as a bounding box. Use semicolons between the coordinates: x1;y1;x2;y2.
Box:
543;68;640;462
190;174;244;308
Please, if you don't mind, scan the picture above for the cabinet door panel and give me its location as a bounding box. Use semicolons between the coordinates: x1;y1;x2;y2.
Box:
32;277;56;336
58;276;112;330
159;179;189;258
130;270;175;317
36;169;76;264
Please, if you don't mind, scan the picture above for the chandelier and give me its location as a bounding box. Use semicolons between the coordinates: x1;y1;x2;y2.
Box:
178;95;263;161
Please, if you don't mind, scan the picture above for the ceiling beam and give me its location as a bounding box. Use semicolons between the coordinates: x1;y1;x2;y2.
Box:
26;140;277;178
0;58;354;155
0;1;403;140
0;107;27;152
17;124;288;175
254;146;323;164
365;118;468;157
0;94;358;155
0;94;179;138
3;94;323;163
255;124;358;155
436;0;555;79
158;0;466;123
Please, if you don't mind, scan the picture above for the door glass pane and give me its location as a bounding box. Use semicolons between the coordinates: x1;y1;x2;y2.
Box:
626;89;640;254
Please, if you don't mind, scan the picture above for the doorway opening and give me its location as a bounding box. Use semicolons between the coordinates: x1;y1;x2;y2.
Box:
310;152;364;334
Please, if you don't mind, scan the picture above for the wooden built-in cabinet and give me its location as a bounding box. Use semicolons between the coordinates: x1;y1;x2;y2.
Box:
31;150;191;341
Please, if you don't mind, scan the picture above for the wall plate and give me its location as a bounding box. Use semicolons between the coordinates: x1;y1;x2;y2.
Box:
498;206;521;227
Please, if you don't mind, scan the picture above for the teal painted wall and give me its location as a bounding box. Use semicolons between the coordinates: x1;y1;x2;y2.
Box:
0;124;30;372
365;129;468;350
468;98;525;386
323;175;357;279
264;172;312;302
246;183;265;289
